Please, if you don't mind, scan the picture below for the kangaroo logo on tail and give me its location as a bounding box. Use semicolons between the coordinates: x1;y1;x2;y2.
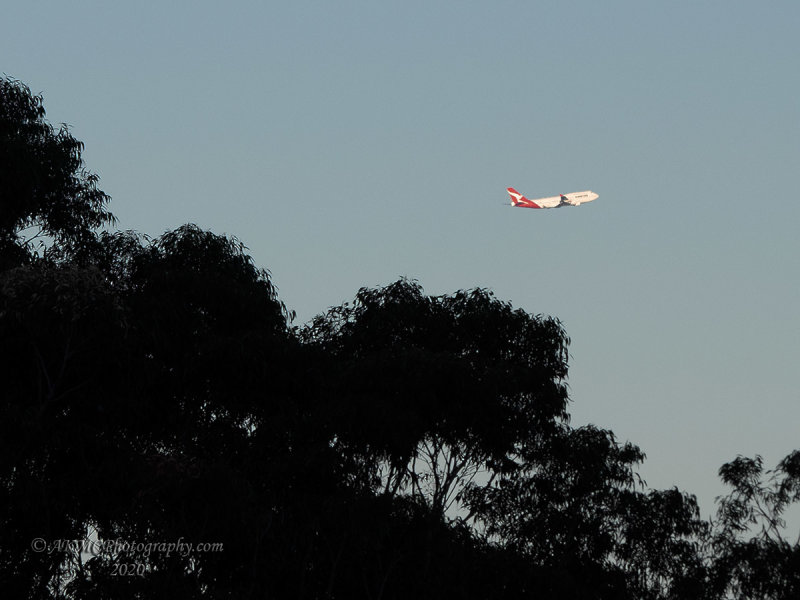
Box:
507;187;524;206
506;187;542;209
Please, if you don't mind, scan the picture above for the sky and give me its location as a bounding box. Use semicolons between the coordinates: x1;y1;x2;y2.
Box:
3;0;799;520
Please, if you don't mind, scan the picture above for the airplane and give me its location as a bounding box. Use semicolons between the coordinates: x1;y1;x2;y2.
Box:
507;187;598;209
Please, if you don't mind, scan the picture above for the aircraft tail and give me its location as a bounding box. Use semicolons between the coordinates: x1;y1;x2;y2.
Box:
506;187;525;206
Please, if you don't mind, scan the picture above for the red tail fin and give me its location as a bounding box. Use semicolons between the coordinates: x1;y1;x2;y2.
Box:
507;187;525;206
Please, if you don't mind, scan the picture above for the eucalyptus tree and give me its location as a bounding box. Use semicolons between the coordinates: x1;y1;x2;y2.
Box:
0;77;113;265
709;452;800;599
9;75;797;600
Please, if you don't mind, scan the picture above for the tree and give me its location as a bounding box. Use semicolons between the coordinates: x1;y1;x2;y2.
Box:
7;75;798;600
462;423;711;600
0;77;114;266
299;279;571;516
0;223;299;598
299;280;715;599
0;259;128;597
294;279;576;597
710;452;800;599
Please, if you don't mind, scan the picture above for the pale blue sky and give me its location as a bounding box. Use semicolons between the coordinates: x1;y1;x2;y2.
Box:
4;0;799;518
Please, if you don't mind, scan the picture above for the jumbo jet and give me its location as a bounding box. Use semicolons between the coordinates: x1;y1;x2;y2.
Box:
507;187;598;209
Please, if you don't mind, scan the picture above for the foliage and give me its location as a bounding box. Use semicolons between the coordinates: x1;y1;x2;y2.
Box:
2;76;798;599
464;423;711;599
300;279;570;514
709;453;800;599
0;77;114;265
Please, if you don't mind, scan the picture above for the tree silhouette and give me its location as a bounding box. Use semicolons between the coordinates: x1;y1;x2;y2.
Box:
2;75;798;599
299;279;570;516
0;78;113;266
709;452;800;599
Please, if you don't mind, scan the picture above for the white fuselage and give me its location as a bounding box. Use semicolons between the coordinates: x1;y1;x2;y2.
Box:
535;191;599;208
